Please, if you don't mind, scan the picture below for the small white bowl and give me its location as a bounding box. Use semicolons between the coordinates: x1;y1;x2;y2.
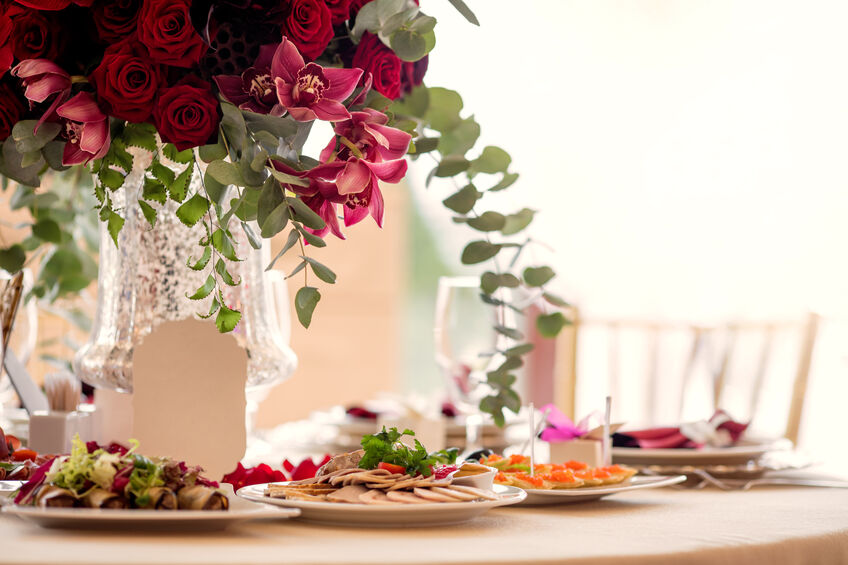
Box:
451;464;497;490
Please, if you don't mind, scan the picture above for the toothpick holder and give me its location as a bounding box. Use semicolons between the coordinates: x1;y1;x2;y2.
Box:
28;410;92;454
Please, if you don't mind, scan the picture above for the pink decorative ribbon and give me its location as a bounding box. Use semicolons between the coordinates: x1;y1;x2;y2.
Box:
539;403;599;443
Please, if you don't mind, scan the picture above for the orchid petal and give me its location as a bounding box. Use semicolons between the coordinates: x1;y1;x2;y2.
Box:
12;58;68;79
214;75;247;104
368;181;384;228
319;137;337;164
286;106;318;122
62;141;89;166
56;93;104;123
255;44;276;71
79;120;109;155
270;38;303;84
370;123;411;160
274;77;296;108
348;72;373;107
343;202;369;227
322;67;363;102
24;74;70;103
311;99;350;122
336;160;371;195
363;159;407;183
308;161;345;182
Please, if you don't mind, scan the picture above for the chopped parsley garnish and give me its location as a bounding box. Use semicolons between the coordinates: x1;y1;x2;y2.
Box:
359;427;459;477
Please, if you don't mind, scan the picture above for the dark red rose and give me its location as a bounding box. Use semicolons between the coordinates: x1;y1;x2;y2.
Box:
352;32;402;100
92;0;141;42
0;82;26;140
11;0;92;9
400;54;427;95
281;0;333;61
90;40;162;122
348;0;370;19
0;13;13;76
324;0;350;25
138;0;206;68
7;6;63;61
153;76;219;150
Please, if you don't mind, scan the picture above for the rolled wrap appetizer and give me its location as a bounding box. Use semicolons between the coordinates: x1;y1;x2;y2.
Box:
138;487;178;510
34;485;77;508
82;488;129;509
177;485;229;511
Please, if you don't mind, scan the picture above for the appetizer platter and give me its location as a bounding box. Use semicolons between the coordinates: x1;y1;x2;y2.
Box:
1;437;298;530
238;427;525;526
478;454;685;506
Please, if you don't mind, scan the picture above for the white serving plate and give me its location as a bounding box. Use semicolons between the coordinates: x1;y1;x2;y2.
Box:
612;441;775;466
517;475;686;505
1;486;299;530
238;482;525;527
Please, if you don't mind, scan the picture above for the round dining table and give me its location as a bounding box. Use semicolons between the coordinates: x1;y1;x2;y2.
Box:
2;486;847;565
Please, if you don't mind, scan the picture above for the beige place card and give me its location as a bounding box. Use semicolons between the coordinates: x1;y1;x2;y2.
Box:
132;319;247;478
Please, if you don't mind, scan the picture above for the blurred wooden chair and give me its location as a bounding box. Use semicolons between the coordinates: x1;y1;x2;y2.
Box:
549;310;819;444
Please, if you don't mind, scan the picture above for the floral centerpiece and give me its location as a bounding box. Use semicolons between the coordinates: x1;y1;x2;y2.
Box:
0;0;567;424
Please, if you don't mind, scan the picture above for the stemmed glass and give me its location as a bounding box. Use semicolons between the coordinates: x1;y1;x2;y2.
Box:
434;276;516;452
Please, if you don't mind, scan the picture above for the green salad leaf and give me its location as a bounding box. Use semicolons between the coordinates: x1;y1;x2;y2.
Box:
359;427;459;477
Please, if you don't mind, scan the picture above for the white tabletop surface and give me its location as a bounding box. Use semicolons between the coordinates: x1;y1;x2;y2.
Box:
2;486;848;565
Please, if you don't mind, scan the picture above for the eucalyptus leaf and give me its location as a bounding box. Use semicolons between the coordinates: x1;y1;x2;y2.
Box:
505;343;535;357
206;160;243;186
390;29;428;61
198;138;227;162
300;256;337;284
467;211;505;232
447;0;480;25
442;184;480;214
494;325;523;340
502;208;534;235
536;311;568;338
220;103;247;154
0;244;25;273
435;155;470;177
288;197;326;230
424;87;463;132
461;240;502;264
266;229;300;271
32;219;62;243
543;292;571;308
294;286;321;328
12;120;61;153
523;265;555;287
470;146;511;175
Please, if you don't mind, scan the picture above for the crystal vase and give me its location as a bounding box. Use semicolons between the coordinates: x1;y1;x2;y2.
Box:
73;149;297;393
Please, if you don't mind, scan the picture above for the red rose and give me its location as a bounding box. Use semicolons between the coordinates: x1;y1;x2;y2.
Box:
348;0;371;19
138;0;206;68
90;40;162;123
153;77;220;151
11;0;92;10
0;13;13;77
92;0;141;43
400;54;427;95
7;6;63;61
352;32;402;100
281;0;333;61
325;0;350;25
0;82;25;140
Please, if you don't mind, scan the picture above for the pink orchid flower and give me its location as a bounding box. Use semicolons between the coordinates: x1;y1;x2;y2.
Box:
214;44;283;116
309;157;407;227
11;59;71;131
56;92;110;165
272;36;362;122
320;108;411;164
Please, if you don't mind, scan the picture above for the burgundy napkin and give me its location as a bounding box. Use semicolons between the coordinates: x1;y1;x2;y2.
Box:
613;410;749;449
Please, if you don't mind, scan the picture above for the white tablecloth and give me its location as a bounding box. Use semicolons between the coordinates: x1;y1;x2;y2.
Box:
3;487;848;565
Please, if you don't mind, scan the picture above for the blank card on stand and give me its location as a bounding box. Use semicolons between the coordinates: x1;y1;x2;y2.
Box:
132;319;247;478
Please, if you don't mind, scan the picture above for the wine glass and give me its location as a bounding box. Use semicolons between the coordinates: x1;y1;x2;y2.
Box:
434;276;516;452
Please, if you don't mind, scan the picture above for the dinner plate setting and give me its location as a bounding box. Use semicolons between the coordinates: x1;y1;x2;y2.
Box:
517;475;686;505
237;483;526;527
1;486;299;531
